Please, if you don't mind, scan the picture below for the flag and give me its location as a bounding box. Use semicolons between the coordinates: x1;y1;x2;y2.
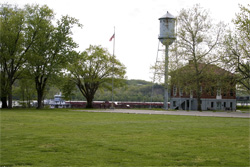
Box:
109;33;115;41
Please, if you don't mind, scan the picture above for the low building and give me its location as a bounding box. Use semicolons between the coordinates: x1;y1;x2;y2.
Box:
170;63;236;111
49;94;71;108
237;96;250;106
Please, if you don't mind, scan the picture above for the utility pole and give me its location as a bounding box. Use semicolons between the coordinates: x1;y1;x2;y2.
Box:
110;27;115;109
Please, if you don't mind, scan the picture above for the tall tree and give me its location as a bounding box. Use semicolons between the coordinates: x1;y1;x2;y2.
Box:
0;63;8;108
69;45;126;108
174;4;225;110
0;4;36;108
59;74;77;101
26;4;82;109
13;76;36;108
223;4;250;94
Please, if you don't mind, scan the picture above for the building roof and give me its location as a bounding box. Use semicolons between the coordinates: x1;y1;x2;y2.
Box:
159;11;175;20
170;62;234;76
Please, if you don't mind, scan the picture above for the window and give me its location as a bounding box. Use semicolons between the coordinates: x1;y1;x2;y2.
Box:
217;102;221;108
217;88;221;96
224;102;226;107
211;87;214;96
179;88;183;96
173;101;176;107
223;90;227;97
173;86;177;96
211;102;214;108
190;90;193;98
206;88;210;95
230;89;234;96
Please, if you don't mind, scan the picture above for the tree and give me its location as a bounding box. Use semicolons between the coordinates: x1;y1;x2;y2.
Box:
174;4;225;110
0;61;8;108
13;76;36;108
69;45;126;108
60;74;77;101
0;4;36;108
26;4;82;109
223;4;250;94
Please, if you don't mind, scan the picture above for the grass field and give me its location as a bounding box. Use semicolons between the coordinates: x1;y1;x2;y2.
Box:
1;109;249;166
237;105;250;112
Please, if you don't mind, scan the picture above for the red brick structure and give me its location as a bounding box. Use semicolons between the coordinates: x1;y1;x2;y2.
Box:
170;63;236;111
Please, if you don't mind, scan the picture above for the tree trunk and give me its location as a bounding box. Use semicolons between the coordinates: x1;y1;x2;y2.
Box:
194;60;202;111
36;87;43;109
35;76;47;109
196;80;202;111
85;92;95;109
76;81;99;109
86;96;93;108
1;97;8;108
8;84;12;109
1;69;8;108
197;96;202;111
27;94;31;108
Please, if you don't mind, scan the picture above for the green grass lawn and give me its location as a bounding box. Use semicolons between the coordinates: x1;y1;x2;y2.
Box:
1;109;249;166
237;105;250;112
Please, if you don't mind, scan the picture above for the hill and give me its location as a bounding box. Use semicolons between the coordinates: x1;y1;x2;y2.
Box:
94;79;164;102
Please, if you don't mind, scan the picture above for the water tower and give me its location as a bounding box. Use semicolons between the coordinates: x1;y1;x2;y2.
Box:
158;11;176;109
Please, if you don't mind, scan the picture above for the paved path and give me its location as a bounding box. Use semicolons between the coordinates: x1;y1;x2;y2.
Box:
78;109;250;118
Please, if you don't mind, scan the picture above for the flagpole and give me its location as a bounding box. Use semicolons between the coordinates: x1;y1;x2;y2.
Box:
111;26;115;109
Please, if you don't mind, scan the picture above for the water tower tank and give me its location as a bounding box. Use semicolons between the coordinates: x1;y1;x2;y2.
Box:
158;11;176;45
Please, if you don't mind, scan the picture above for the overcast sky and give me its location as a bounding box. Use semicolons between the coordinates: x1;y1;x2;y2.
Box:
4;0;249;81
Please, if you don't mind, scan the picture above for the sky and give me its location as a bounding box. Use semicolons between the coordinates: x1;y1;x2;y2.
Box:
3;0;249;81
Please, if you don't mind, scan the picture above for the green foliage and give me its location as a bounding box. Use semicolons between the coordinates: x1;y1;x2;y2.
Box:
170;64;236;95
223;4;250;94
57;79;164;102
60;74;77;101
0;4;30;108
1;109;249;166
177;4;225;61
0;3;82;108
69;45;126;108
10;78;164;102
234;4;250;34
237;105;250;112
24;4;81;109
13;78;36;107
93;80;164;102
171;4;226;110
